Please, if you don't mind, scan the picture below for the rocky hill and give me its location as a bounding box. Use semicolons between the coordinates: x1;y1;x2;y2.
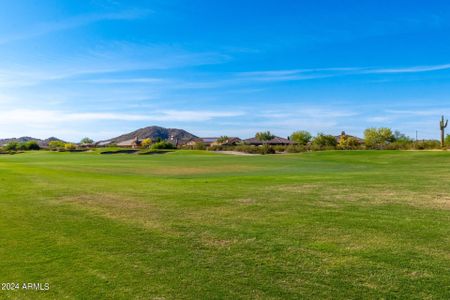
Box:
0;136;65;147
98;126;197;145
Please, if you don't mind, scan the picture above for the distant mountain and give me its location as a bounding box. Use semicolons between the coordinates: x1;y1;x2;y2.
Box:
0;136;65;147
98;126;197;145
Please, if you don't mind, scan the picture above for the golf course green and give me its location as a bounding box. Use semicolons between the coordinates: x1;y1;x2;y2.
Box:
0;150;449;299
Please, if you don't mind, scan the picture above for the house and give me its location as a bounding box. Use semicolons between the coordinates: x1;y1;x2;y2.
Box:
186;137;219;146
117;137;142;149
243;136;294;146
187;137;243;147
167;135;180;148
211;137;242;146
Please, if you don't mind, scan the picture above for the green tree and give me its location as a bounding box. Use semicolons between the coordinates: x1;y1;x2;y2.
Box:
255;131;274;141
141;138;152;149
393;131;412;143
290;131;312;145
216;136;229;143
338;136;361;150
364;128;394;149
4;142;19;151
23;141;40;150
312;133;337;149
80;137;94;144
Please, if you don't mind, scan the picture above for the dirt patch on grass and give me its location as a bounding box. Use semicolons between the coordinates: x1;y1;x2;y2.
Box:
275;184;450;210
236;198;257;205
276;184;322;193
58;193;173;231
213;151;259;156
145;165;261;176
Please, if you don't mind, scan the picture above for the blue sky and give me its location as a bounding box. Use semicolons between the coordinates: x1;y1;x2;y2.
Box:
1;0;450;141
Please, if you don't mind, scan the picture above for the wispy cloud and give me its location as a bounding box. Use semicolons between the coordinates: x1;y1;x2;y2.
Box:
364;64;450;74
0;10;151;45
385;108;450;116
231;63;450;83
81;78;165;84
0;109;245;124
0;43;229;87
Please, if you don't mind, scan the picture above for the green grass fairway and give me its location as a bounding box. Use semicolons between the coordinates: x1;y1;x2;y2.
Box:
0;151;449;299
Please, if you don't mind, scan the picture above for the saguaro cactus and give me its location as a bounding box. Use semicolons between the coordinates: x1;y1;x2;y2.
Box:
440;115;448;147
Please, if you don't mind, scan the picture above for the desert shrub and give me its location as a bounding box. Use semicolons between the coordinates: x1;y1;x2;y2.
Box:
290;130;312;145
311;133;337;150
384;140;416;150
64;143;77;151
4;142;19;151
234;144;274;155
193;142;206;150
273;145;287;152
415;140;441;150
151;141;176;150
48;141;66;151
207;144;225;151
286;144;307;153
234;145;259;154
259;144;275;155
445;134;450;147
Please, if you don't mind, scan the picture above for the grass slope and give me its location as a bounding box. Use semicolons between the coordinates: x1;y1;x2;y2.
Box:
0;151;449;299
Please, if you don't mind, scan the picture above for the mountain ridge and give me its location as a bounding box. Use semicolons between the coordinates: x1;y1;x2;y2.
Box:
0;136;65;147
97;126;197;145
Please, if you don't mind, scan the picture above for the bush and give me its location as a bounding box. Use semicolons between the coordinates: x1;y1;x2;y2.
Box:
234;145;260;154
207;144;225;151
311;133;337;150
272;145;287;152
445;134;450;147
259;144;275;155
234;144;275;154
151;141;176;150
64;143;77;151
415;140;441;150
194;142;207;150
48;141;66;151
24;141;40;150
4;142;19;151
